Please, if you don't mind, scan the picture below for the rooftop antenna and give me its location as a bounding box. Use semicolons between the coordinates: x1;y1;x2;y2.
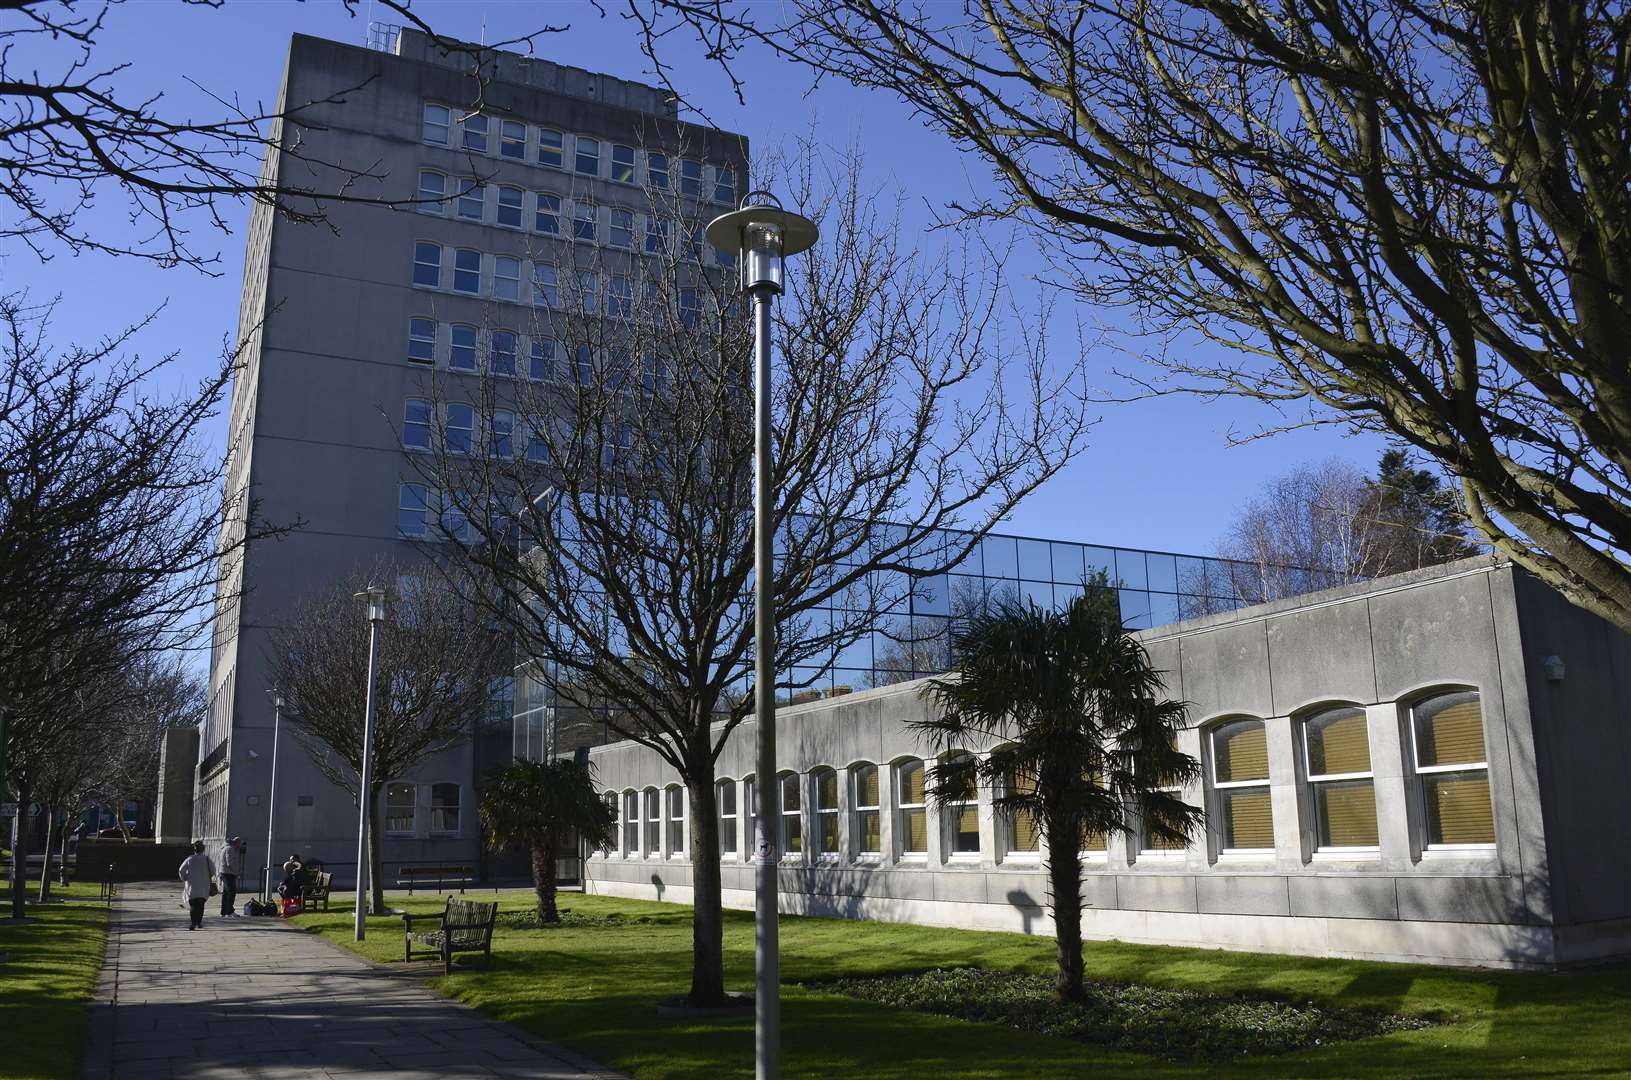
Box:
481;13;488;47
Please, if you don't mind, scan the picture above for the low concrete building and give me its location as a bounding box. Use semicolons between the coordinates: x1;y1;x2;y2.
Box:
582;558;1631;969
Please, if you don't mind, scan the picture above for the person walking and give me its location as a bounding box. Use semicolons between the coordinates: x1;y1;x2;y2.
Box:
218;836;245;918
178;841;216;931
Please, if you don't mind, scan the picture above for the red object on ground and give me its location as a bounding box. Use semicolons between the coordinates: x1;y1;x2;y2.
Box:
280;898;304;918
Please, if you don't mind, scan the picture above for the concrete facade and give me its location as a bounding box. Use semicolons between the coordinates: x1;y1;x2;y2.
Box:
583;559;1631;969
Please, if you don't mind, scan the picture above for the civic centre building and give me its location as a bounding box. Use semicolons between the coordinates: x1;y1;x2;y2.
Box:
581;557;1631;970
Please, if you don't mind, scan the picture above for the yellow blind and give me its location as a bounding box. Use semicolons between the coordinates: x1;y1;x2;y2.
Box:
1080;828;1108;852
1222;789;1274;849
1417;695;1486;766
819;813;839;852
954;806;979;837
1316;778;1378;847
1010;808;1041;852
899;761;925;804
816;770;839;810
1214;721;1268;783
1425;773;1495;844
855;765;879;808
1308;708;1371;776
859;809;881;851
780;773;801;811
902;807;927;851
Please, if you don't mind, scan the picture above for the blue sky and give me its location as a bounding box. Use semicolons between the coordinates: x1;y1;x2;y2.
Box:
11;0;1385;556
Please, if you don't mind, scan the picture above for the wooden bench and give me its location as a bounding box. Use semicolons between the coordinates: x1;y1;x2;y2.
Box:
403;896;498;974
300;870;334;911
394;865;473;895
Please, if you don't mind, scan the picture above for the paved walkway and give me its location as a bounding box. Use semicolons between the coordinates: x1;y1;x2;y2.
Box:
84;882;623;1079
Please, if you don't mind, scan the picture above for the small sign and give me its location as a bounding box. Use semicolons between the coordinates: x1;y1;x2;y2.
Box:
0;802;15;816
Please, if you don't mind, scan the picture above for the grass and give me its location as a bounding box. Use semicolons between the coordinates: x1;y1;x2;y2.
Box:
303;889;1631;1079
0;881;110;1080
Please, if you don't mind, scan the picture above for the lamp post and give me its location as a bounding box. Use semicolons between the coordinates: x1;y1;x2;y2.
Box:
353;584;391;940
706;194;818;1080
263;690;285;901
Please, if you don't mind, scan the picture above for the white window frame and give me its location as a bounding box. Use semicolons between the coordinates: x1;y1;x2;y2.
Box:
850;763;880;859
812;767;840;858
611;143;636;183
778;771;803;862
445;402;475;455
440;489;470;543
601;792;619;856
499;119;526;160
528;337;556;382
452;249;482;295
398;483;430;537
717;779;738;857
1408;691;1497;855
412;241;442;288
665;784;686;858
575;135;601;177
493;257;521;303
489;329;518;377
894;758;927;860
573;201;597;244
648;151;670;190
532;264;560;309
457;181;485;221
679;158;702;197
534;192;561;235
403;398;432;451
576;270;599;315
1209;719;1275;858
416;169;446;214
1302;706;1380;857
1138;787;1187;859
407;318;436;364
489;409;515;458
744;775;759;856
421;103;450;145
713;164;736;205
496;185;524;228
940;752;981;862
642;787;660;857
1001;768;1042;862
385;782;417;836
607;274;633;319
645;217;670;255
429;782;461;835
450;324;478;371
537;128;564;169
461;112;489;153
621;790;638;856
608;207;634;249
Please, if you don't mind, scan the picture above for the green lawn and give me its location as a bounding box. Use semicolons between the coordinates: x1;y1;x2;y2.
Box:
0;882;110;1080
304;890;1631;1079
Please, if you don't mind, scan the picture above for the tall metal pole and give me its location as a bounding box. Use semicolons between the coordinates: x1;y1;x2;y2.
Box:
354;610;382;940
751;287;780;1080
263;694;283;901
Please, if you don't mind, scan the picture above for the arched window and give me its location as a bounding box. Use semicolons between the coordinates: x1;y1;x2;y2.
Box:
1303;706;1378;851
429;783;460;835
717;779;737;856
664;784;685;857
812;768;840;855
941;751;980;858
601;792;618;855
642;787;660;857
894;758;927;857
1409;690;1495;848
850;763;880;857
1210;718;1273;853
621;790;638;855
1140;733;1189;856
1003;766;1041;857
778;772;803;858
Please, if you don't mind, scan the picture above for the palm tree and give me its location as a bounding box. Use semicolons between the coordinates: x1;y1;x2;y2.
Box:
479;758;616;923
918;573;1203;1002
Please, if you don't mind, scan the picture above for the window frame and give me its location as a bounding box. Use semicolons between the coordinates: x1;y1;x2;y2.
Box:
608;207;634;249
490;329;520;377
537;128;564;169
407;318;436;365
429;782;461;835
1001;765;1042;861
445;402;475;455
665;784;686;858
621;790;638;856
385;782;417;836
1301;705;1381;856
421;103;450;145
412;241;442;288
850;763;881;859
1208;717;1275;857
416;169;446;214
398;483;430;537
713;164;736;205
778;771;803;861
457;180;486;221
499;119;526;160
575;135;601;177
496;185;524;228
449;324;478;372
611;143;636;184
717;778;738;856
534;192;561;235
648;151;670;189
1407;689;1497;854
812;766;840;858
573;200;597;244
679;158;702;197
642;786;661;857
532;264;560;309
493;256;522;303
402;398;432;451
452;249;482;295
489;408;515;458
939;751;981;861
601;792;619;856
461;112;489;153
894;757;927;860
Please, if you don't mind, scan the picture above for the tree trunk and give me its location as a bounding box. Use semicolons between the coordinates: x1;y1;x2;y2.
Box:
9;775;32;920
36;802;54;903
366;782;386;916
1045;812;1086;1002
532;841;558;923
686;763;728;1007
58;812;70;886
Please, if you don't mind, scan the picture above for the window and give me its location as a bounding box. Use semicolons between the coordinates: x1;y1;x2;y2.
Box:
386;783;416;834
1410;690;1495;848
895;759;927;856
602;793;618;855
577;271;599;315
607;274;632;319
575;135;600;176
534;192;561;235
1004;768;1041;856
422;103;450;145
1140;734;1189;855
538;128;564;169
416;169;445;212
446;403;474;454
487;330;517;377
1303;706;1378;850
526;422;551;464
403;398;431;450
622;791;638;854
461;112;488;152
407;317;436;364
1211;718;1274;853
442;494;469;540
851;764;880;856
1080;761;1109;854
529;337;556;381
665;785;685;856
779;772;802;857
493;256;521;302
608;208;634;249
398;483;429;536
430;783;460;834
532;264;559;308
718;779;737;855
573;344;593;386
497;186;524;227
611;144;636;183
642;354;669;396
412;241;442;287
450;325;477;371
679;286;700;328
457;181;485;221
487;410;513;458
573;201;597;243
500;119;526;159
811;768;840;855
680;158;702;197
453;249;481;294
648;151;669;189
941;752;980;857
645;217;670;255
643;787;660;856
714;164;736;204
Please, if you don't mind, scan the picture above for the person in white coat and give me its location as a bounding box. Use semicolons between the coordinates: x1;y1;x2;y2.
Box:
178;840;216;930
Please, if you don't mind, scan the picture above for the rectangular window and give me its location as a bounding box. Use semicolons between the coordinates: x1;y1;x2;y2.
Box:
1305;707;1378;850
430;783;460;834
941;754;980;856
642;354;669;396
896;759;927;856
422;103;450;145
386;783;416;834
713;164;736;205
412;241;442;287
573;201;597;243
577;271;599;315
538;128;564;169
648;151;669;189
497;186;524;227
1004;770;1041;855
611;144;636;183
490;409;514;457
407;318;436;364
532;265;559;308
450;325;477;371
461;112;488;152
500;119;526;160
851;764;880;856
529;337;556;381
441;491;470;543
526;422;550;464
575;135;600;176
534;192;561;234
679;286;699;328
1212;719;1275;852
643;788;660;856
718;780;737;855
814;769;839;855
608;208;634;249
493;256;521;302
665;786;685;856
458;181;485;221
417;170;445;213
779;773;802;857
601;793;618;855
680;158;702;197
489;330;518;377
445;403;474;455
403;398;431;450
398;483;429;536
607;274;632;319
622;792;638;854
453;249;481;294
645;218;670;255
1412;691;1495;847
574;344;593;386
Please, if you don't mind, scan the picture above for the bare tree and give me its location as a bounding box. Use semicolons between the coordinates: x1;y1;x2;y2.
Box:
413;143;1091;1005
621;0;1631;636
263;559;504;915
99;655;208;841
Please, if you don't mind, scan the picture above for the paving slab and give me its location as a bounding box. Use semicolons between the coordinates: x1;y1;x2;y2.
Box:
83;883;623;1079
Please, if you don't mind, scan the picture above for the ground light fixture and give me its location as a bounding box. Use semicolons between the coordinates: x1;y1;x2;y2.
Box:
352;584;392;940
705;194;819;1080
263;689;285;901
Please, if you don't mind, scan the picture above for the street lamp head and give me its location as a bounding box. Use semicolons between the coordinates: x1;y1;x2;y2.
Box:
352;584;393;623
268;689;284;710
704;192;819;295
